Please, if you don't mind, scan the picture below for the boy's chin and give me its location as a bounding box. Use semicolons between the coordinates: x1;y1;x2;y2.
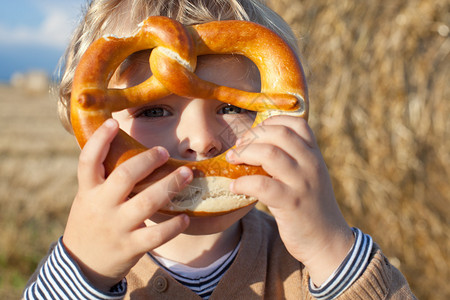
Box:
150;203;256;235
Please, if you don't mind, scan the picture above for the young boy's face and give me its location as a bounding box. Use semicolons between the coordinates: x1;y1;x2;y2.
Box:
112;53;260;160
110;52;261;234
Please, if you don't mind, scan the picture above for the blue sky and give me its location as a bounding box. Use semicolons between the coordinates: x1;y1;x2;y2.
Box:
0;0;86;81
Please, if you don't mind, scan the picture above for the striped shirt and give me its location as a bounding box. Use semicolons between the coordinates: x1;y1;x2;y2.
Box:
23;237;126;300
23;228;372;299
309;227;373;299
148;242;240;299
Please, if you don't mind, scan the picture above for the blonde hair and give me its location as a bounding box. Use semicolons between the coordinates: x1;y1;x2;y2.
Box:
57;0;299;132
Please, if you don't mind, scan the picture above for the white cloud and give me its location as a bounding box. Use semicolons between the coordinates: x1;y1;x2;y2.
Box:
0;5;76;49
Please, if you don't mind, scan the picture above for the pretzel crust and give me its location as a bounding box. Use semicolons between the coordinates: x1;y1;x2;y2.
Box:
70;16;308;216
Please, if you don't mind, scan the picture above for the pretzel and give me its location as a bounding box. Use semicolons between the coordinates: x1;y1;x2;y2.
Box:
70;16;308;216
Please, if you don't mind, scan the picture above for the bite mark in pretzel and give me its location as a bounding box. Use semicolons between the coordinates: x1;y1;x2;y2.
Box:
70;16;308;216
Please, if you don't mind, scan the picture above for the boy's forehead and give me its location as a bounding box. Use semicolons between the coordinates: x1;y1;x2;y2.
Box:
113;52;260;90
195;55;261;91
119;51;258;70
197;54;257;70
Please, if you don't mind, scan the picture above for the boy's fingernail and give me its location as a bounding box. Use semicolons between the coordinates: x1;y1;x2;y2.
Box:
182;214;190;224
157;147;169;159
229;180;235;192
226;150;234;162
235;138;242;146
179;167;192;180
104;118;116;128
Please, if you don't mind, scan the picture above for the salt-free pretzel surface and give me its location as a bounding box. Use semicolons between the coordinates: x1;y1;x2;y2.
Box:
70;16;308;211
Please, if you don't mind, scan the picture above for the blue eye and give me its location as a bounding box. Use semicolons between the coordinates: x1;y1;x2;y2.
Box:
219;104;243;114
136;106;171;118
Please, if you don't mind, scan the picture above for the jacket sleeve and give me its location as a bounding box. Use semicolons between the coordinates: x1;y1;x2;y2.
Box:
22;238;126;300
24;242;57;292
336;243;417;300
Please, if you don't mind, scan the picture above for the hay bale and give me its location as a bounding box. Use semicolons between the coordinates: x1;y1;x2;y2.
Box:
269;1;449;299
10;70;50;94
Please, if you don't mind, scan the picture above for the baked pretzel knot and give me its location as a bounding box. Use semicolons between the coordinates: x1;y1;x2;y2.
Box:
70;16;308;216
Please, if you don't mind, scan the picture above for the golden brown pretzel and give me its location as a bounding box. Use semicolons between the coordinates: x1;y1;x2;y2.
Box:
70;16;308;216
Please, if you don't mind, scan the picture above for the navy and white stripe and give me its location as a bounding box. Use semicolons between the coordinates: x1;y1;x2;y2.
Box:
309;227;373;300
23;228;372;300
149;243;240;299
23;237;126;300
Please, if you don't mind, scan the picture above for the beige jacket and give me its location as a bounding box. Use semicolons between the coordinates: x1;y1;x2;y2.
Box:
26;209;416;299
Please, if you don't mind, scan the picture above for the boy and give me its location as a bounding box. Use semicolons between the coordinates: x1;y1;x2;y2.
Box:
24;0;416;299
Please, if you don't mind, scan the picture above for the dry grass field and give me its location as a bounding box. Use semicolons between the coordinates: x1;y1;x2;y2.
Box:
269;0;450;299
0;0;449;299
0;85;79;299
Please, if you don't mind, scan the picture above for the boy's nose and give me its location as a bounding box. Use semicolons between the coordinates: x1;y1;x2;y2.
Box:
179;136;222;160
177;103;223;161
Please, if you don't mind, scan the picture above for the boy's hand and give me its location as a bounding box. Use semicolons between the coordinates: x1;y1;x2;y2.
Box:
227;116;354;285
63;119;192;292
